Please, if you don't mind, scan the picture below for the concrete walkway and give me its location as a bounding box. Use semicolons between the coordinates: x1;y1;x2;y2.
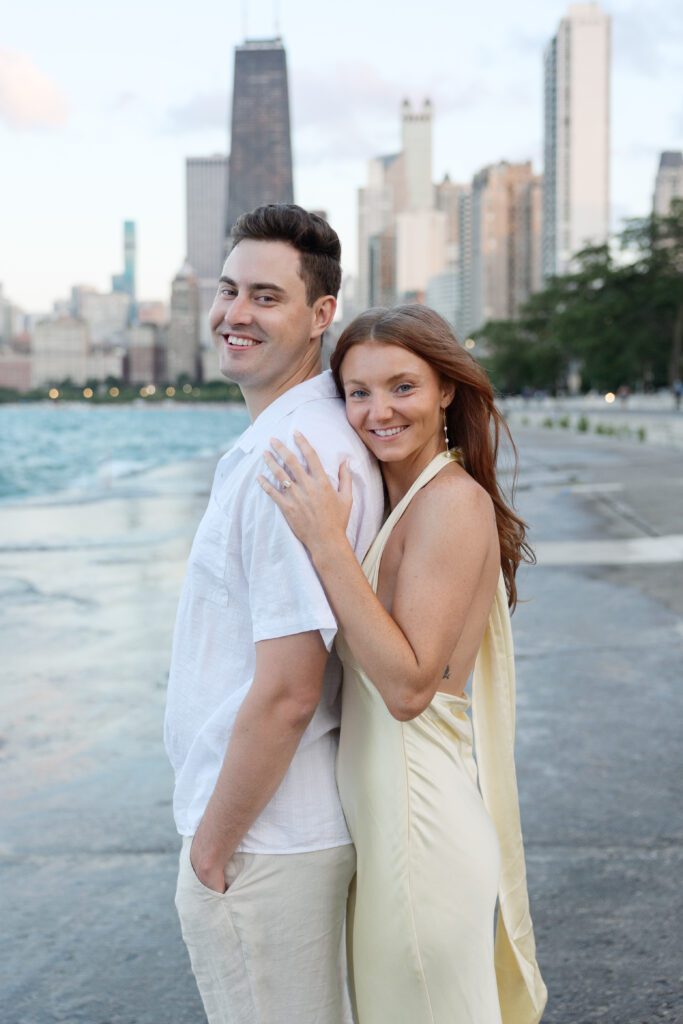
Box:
1;432;681;1023
511;428;683;1024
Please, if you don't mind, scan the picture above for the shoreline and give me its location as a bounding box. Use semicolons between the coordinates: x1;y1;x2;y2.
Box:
0;449;221;512
0;400;249;508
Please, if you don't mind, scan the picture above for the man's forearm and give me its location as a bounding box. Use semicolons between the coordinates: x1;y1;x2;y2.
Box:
190;682;315;886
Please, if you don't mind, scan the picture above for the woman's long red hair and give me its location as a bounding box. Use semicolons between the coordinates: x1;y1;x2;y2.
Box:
330;305;534;610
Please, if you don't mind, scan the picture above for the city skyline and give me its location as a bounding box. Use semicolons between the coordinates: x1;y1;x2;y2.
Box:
1;0;682;312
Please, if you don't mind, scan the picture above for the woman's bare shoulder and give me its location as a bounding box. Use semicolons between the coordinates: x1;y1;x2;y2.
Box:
410;463;495;530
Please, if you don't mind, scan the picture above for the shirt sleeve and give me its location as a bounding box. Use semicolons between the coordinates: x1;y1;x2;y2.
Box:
241;476;338;651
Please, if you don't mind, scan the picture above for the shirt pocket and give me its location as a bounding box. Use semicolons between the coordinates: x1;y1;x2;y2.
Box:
187;500;230;607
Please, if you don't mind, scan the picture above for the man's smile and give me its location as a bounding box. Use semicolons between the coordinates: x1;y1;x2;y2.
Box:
221;333;264;349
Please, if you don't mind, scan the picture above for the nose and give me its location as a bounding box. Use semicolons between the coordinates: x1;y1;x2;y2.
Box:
225;290;253;327
368;394;394;423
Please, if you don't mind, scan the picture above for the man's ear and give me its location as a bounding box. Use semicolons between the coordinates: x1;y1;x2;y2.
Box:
311;295;337;340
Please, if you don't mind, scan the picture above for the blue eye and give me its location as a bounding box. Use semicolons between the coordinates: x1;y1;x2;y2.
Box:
396;383;413;393
349;389;368;399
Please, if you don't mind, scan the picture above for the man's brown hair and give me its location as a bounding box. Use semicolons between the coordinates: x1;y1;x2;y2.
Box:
230;204;342;305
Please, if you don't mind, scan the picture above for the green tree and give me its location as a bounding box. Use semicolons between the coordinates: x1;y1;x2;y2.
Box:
478;202;683;393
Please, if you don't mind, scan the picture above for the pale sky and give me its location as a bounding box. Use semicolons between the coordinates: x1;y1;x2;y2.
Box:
1;0;681;313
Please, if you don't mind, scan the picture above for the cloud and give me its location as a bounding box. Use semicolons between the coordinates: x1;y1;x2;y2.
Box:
165;92;228;133
613;1;683;76
292;63;398;129
110;91;139;112
291;62;495;167
0;50;68;130
163;61;496;164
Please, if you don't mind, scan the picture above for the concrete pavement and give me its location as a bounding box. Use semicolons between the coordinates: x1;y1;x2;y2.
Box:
511;429;683;1023
1;431;682;1023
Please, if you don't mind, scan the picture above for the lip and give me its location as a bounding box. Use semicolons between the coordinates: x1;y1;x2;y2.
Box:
368;425;409;440
220;333;264;349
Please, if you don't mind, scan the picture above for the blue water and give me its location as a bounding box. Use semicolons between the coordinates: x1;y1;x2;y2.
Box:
0;402;251;502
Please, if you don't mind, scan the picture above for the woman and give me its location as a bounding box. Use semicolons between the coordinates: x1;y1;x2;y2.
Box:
258;305;547;1024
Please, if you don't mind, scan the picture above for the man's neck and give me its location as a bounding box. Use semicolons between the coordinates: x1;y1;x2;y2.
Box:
242;359;323;422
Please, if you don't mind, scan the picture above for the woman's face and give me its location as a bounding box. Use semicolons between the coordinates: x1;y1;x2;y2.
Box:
339;341;453;465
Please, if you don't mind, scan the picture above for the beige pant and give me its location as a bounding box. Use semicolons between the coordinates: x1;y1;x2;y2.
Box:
175;837;356;1024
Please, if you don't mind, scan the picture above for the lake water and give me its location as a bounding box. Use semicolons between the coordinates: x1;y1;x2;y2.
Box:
0;401;251;503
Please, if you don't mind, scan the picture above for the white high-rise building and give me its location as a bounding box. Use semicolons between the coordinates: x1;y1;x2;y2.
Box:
186;155;229;345
542;2;611;278
395;99;446;299
401;99;433;211
653;152;683;217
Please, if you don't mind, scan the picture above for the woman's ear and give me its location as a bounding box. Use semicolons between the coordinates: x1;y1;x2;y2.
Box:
441;382;456;408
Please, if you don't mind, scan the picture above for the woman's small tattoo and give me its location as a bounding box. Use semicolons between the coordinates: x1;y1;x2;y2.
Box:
442;665;450;680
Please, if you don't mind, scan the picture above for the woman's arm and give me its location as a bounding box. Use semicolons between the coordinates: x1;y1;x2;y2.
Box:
259;434;497;720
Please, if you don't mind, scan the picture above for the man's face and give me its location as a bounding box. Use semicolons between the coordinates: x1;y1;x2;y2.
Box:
209;240;322;397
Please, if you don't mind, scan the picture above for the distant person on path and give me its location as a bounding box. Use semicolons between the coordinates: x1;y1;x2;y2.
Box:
674;378;682;411
259;305;547;1023
164;204;383;1024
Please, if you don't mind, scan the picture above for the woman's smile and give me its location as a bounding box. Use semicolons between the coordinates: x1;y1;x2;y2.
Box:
368;425;409;439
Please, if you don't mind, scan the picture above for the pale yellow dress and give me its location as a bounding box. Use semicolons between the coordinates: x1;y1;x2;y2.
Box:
336;452;547;1024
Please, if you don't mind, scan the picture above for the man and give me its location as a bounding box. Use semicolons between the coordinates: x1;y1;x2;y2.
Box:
164;204;383;1024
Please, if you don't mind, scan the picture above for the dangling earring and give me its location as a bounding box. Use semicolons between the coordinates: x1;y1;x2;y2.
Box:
443;408;463;463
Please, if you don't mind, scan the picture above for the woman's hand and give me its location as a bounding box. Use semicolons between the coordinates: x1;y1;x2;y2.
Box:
257;432;353;558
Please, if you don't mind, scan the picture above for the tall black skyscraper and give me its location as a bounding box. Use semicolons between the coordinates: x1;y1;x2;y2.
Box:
226;38;294;236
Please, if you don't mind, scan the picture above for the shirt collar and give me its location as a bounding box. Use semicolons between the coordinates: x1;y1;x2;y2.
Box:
236;371;339;453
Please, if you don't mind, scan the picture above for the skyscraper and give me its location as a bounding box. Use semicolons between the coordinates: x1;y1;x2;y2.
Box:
112;221;137;321
542;3;611;278
653;152;683;217
168;262;200;383
357;153;404;309
186;154;229;345
357;100;448;308
459;162;542;338
395;100;447;300
225;38;294;236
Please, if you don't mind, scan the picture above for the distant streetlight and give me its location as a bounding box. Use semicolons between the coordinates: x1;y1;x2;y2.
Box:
109;386;120;398
166;386;176;397
464;338;476;351
48;388;59;400
604;392;616;404
83;387;93;399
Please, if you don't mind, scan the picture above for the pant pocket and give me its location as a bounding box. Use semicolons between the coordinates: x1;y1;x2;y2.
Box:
175;838;228;921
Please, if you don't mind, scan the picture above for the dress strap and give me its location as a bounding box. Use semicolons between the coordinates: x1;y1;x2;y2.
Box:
472;574;548;1023
362;451;458;589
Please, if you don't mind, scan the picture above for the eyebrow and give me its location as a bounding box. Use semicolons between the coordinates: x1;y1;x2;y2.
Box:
344;372;419;387
218;276;286;295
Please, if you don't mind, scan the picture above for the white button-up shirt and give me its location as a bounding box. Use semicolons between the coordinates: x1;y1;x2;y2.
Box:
164;371;384;853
